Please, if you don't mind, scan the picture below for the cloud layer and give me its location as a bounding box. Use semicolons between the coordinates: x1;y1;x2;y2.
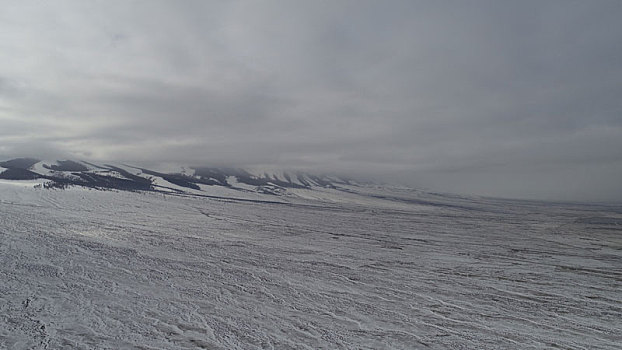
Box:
1;1;621;201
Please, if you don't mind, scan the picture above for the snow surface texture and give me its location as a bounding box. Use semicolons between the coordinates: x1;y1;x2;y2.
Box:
1;182;621;349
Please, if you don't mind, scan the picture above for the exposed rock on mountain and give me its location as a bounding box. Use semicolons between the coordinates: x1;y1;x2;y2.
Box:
0;158;356;195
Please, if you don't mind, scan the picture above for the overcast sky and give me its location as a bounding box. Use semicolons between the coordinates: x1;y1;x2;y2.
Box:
1;1;621;201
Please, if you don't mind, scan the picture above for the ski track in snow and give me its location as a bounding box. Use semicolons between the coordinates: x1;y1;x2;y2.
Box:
1;184;621;349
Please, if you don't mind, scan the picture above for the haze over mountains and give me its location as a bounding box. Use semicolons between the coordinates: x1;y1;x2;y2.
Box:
1;1;621;202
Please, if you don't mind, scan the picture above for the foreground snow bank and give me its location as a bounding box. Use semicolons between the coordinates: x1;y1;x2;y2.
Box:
0;184;621;349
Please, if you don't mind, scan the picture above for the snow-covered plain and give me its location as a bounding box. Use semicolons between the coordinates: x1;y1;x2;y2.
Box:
1;182;621;349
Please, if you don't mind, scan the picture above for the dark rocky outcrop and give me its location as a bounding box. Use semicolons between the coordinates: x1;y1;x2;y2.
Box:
0;158;40;170
45;160;89;172
0;168;41;180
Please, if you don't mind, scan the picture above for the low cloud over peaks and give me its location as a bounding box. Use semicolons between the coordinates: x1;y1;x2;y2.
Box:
1;1;621;201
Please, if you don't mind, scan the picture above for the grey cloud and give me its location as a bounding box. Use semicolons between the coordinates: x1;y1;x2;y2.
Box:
0;0;621;201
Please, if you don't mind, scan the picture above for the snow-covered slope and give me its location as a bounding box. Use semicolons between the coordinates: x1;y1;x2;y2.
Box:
0;158;355;198
1;172;621;349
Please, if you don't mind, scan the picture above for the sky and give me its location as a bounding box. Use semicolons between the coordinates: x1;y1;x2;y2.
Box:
0;0;621;202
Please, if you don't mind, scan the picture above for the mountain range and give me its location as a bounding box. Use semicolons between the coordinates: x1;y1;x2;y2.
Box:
0;158;356;196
